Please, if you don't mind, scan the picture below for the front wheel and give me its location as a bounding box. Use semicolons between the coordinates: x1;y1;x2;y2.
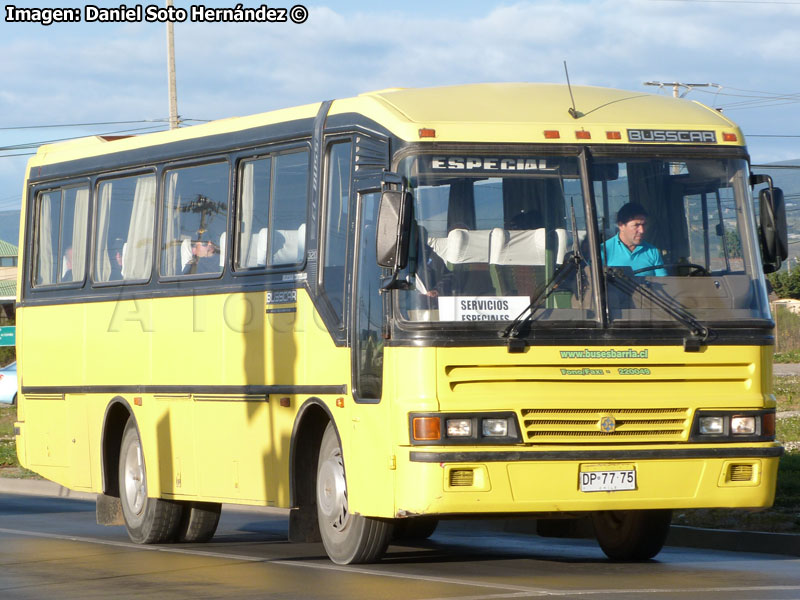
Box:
592;509;672;561
316;422;392;564
118;417;184;544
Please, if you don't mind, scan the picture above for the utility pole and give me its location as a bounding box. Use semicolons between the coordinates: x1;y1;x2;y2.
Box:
166;0;180;129
643;81;720;99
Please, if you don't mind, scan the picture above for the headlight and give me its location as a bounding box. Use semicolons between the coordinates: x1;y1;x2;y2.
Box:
690;410;775;442
731;416;756;435
409;412;521;445
482;418;509;437
446;418;472;437
699;416;724;435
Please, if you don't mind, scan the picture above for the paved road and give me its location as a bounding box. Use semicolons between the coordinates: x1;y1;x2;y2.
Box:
1;493;800;600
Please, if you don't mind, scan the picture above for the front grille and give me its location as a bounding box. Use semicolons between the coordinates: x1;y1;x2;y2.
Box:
521;407;691;443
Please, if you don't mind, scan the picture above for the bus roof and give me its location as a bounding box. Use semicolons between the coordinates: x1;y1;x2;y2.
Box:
27;83;744;169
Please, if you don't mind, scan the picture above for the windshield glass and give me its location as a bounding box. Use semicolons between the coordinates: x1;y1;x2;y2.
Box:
593;155;770;324
395;152;770;327
396;153;595;323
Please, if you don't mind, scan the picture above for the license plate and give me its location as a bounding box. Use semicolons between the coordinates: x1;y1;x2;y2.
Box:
579;466;637;492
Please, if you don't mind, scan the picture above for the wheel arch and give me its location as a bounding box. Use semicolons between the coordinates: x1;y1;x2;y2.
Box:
289;397;336;507
100;397;135;497
286;398;336;543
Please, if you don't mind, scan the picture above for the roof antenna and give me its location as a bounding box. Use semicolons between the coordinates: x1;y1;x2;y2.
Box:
564;61;580;119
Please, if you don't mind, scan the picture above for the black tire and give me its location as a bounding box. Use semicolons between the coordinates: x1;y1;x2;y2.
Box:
118;417;184;544
316;422;392;564
177;502;222;543
393;517;439;541
592;509;672;561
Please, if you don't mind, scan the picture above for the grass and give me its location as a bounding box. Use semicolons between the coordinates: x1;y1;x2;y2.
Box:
774;350;800;364
0;405;38;478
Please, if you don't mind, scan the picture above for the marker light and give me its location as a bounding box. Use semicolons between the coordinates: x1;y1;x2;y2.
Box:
419;128;436;138
544;130;561;139
446;418;472;437
723;132;738;142
762;412;776;437
575;131;591;140
482;418;509;437
699;416;724;435
731;416;757;435
606;131;622;140
413;417;441;441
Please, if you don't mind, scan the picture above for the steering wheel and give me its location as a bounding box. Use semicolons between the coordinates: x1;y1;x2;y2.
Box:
631;263;709;277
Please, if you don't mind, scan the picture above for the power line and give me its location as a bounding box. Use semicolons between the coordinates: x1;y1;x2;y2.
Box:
0;119;170;131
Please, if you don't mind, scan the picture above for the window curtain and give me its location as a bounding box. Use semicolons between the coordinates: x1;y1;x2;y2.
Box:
37;194;54;285
125;175;155;279
163;173;181;276
238;161;255;267
95;182;113;281
627;161;689;260
70;187;89;281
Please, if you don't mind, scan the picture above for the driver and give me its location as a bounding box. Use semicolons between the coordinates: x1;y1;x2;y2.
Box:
603;202;667;277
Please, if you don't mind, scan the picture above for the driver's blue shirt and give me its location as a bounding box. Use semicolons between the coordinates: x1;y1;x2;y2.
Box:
602;233;667;276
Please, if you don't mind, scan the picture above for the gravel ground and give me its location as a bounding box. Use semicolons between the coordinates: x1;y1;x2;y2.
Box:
775;363;800;376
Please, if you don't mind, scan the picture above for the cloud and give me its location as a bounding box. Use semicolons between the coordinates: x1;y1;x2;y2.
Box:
0;0;798;175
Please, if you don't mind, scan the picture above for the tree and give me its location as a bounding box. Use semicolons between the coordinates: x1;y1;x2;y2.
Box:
768;267;800;299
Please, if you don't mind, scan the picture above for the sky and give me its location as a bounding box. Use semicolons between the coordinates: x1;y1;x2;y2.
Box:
1;0;799;213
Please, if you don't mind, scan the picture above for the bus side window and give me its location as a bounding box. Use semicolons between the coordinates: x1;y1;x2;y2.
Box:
94;174;156;283
160;162;229;277
236;157;271;269
34;185;89;286
269;150;308;266
322;141;353;325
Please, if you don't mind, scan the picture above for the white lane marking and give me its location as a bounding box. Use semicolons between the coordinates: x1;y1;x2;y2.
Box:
1;527;800;597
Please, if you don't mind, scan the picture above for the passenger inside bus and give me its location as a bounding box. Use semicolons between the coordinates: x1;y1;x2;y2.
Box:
181;238;220;275
108;237;125;280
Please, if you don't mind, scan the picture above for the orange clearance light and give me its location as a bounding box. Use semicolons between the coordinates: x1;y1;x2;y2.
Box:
575;130;591;140
606;131;622;140
336;397;345;408
419;128;436;138
544;130;561;139
723;132;738;142
134;397;142;406
762;412;776;437
412;417;441;441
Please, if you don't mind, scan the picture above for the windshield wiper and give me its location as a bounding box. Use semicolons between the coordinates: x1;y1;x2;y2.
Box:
500;253;583;350
604;267;711;351
501;202;585;351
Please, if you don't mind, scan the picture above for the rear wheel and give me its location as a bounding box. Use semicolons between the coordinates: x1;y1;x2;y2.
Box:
177;502;222;543
118;417;184;544
316;422;392;564
592;509;672;561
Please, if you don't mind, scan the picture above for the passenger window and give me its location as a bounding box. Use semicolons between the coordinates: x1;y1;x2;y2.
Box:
237;157;271;269
323;141;353;323
94;174;156;282
34;185;89;286
160;162;229;277
270;151;308;266
235;149;308;270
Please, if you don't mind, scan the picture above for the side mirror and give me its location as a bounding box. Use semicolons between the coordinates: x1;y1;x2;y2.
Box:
376;189;412;269
758;185;788;274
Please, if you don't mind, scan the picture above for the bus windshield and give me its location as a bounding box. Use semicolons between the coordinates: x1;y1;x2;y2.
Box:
396;152;770;326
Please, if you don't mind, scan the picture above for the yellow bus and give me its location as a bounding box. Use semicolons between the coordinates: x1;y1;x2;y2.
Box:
15;83;788;564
